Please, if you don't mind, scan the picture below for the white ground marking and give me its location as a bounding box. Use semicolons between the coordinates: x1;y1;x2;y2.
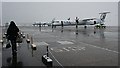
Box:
34;42;49;46
54;49;63;52
57;41;74;45
79;42;119;54
49;48;64;68
68;47;71;49
50;48;53;50
50;46;85;52
41;30;52;32
72;48;76;51
71;46;86;51
80;47;86;50
50;47;63;52
63;47;70;51
55;49;63;52
72;47;77;51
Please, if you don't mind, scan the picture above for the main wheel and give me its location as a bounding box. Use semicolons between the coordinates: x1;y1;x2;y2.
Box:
102;26;106;28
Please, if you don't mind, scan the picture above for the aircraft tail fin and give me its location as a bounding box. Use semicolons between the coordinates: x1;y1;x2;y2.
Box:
99;12;110;22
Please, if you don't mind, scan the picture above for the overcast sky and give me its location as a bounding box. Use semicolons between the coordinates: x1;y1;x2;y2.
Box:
1;0;119;2
2;2;118;26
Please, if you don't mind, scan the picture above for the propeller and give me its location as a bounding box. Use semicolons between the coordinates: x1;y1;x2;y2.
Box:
67;18;70;20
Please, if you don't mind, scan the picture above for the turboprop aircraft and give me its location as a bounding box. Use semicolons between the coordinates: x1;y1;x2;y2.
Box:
52;11;110;28
32;22;51;26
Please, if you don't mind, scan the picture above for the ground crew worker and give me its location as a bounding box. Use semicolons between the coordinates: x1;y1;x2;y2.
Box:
61;21;63;27
75;17;79;29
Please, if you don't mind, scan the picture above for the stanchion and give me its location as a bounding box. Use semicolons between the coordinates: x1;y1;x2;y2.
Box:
26;34;30;43
31;36;36;50
42;46;53;67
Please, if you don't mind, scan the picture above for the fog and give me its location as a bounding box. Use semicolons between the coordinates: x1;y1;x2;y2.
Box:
2;2;118;26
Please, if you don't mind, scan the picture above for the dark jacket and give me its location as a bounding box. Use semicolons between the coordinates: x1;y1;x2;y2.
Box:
7;21;19;40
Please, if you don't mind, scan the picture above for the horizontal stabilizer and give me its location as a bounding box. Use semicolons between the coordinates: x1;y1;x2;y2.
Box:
99;12;110;14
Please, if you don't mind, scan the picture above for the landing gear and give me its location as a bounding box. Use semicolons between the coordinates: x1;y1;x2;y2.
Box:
94;25;100;28
102;26;106;28
94;24;106;29
52;25;56;28
54;26;56;28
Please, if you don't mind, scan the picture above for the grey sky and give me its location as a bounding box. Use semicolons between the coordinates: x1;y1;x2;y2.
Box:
0;2;1;26
2;2;118;26
2;0;119;2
